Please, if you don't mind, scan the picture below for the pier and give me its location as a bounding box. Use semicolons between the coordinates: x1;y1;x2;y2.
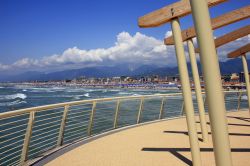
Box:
44;110;250;166
0;0;249;165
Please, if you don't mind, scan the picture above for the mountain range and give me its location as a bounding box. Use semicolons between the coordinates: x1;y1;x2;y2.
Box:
0;58;247;82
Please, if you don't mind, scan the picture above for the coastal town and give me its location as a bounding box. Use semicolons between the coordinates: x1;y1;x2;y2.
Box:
1;72;248;90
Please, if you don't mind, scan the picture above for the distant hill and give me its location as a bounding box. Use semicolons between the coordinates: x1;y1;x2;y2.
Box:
0;58;247;82
148;58;245;76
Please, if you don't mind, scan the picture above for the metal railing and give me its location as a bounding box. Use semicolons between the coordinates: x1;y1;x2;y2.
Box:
0;90;247;165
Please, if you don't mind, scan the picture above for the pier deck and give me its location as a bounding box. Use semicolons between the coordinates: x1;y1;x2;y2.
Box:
45;110;250;166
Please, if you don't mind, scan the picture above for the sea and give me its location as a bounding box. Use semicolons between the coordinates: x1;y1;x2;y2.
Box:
0;85;181;113
0;84;248;165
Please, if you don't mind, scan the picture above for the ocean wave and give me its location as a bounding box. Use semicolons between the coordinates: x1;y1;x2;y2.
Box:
71;93;91;99
241;95;248;100
65;89;84;93
52;87;65;90
30;88;57;93
102;89;108;93
65;88;101;93
83;93;90;97
0;93;27;100
0;100;27;106
29;93;91;99
22;89;27;92
118;92;132;95
73;96;81;100
72;93;91;98
109;89;120;92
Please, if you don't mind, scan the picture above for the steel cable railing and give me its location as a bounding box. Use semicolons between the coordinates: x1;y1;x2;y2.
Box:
0;90;248;165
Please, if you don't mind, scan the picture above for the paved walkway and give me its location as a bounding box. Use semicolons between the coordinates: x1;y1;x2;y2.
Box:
46;110;250;166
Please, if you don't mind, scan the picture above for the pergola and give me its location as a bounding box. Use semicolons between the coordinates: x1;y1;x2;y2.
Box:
140;1;227;165
138;0;226;28
138;0;249;165
228;44;250;113
164;5;250;45
195;25;250;53
195;25;250;110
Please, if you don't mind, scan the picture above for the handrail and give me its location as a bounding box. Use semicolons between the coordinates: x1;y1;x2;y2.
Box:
0;90;246;166
0;93;182;119
0;90;240;119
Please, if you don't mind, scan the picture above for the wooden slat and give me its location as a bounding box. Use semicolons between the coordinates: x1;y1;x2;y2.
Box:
138;0;227;28
164;6;250;45
195;25;250;53
228;43;250;58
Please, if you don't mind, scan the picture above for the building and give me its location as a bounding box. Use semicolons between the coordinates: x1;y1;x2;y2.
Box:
230;73;239;83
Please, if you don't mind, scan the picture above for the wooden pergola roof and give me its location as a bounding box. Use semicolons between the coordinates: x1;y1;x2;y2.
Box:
195;25;250;53
164;5;250;45
138;0;226;28
228;43;250;58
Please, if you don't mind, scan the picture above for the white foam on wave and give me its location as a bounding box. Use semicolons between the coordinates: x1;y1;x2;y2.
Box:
109;89;120;92
73;96;81;100
84;89;98;92
0;100;27;106
8;93;27;100
118;92;132;95
154;93;162;95
102;89;108;93
66;89;83;93
0;93;27;100
30;88;56;93
51;87;65;90
83;93;90;97
242;95;248;100
66;88;98;93
72;93;90;99
22;89;27;92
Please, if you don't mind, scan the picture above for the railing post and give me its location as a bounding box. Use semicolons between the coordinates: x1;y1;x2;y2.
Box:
57;105;69;146
181;101;185;116
88;101;96;136
137;97;144;124
242;54;250;114
159;97;166;119
203;96;206;107
237;91;242;111
113;100;121;129
20;111;35;165
189;0;233;165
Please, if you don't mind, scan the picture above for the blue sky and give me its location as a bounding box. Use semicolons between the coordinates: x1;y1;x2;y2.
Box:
0;0;249;73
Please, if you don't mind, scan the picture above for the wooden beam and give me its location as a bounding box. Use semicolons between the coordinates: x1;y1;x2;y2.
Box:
195;25;250;53
138;0;227;28
228;43;250;58
164;5;250;45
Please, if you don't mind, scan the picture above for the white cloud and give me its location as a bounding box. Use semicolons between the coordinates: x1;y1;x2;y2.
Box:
0;32;248;72
0;63;10;70
0;32;177;72
217;35;250;61
165;31;172;38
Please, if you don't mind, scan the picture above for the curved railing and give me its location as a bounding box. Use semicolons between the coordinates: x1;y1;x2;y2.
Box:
0;90;247;165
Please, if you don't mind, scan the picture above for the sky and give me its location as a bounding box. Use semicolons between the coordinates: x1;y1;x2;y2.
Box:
0;0;249;74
